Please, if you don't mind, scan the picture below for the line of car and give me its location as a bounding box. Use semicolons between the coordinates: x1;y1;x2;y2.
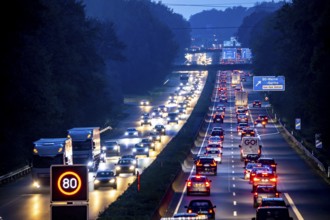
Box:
93;72;206;190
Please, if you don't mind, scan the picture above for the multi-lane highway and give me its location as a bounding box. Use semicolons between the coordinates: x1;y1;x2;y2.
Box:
0;71;207;220
163;71;330;220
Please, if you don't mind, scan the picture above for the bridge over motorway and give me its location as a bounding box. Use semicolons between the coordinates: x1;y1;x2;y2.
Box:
172;63;253;71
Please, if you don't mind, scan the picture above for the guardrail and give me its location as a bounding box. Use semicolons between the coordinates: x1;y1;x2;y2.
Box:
279;120;326;172
0;165;31;185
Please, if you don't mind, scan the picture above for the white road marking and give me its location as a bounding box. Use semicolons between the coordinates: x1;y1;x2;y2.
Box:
284;193;304;220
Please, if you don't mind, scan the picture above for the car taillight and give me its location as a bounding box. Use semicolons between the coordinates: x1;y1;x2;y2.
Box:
253;177;260;182
270;178;277;182
211;162;216;166
271;164;276;167
188;209;192;213
208;209;213;214
187;181;192;187
258;149;261;154
276;192;279;197
205;181;210;187
196;162;202;166
254;192;258;197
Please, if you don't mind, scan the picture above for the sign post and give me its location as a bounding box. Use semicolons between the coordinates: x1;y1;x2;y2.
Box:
50;165;88;220
295;118;301;130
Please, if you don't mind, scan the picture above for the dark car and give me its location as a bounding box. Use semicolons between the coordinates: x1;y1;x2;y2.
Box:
132;143;149;157
237;122;249;135
148;132;161;143
257;157;277;172
241;128;256;139
252;170;277;192
140;116;152;126
101;141;121;160
258;114;269;123
260;197;288;207
153;124;166;135
210;129;224;141
140;138;155;151
253;100;262;107
254;118;266;128
93;170;117;190
184;199;216;220
244;154;260;166
167;112;179;124
253;185;280;207
115;158;136;176
237;113;249;123
252;206;293;220
212;113;224;123
195;156;217;176
186;175;212;196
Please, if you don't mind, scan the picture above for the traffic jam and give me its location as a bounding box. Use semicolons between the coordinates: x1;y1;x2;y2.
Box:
168;70;292;220
94;71;207;190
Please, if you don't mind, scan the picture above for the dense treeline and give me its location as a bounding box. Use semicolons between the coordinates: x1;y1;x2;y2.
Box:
83;0;189;94
0;0;185;174
189;2;283;48
240;0;330;157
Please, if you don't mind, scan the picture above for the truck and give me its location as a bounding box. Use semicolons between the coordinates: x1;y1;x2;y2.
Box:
239;137;262;161
231;72;241;87
67;127;101;172
235;91;248;107
32;138;73;188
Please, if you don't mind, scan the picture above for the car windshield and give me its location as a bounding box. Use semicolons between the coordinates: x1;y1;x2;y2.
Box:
190;201;212;208
118;159;132;164
96;171;114;177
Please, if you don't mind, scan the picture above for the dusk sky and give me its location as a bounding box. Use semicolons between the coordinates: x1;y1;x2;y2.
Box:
155;0;282;20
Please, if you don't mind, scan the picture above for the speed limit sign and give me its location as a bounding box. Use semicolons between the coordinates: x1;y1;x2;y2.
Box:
51;165;88;202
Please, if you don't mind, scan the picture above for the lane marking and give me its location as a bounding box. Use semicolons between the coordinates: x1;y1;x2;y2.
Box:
284;193;304;220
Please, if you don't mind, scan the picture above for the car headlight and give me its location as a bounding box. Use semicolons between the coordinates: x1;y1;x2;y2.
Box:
94;180;100;184
102;146;106;151
109;179;116;183
157;136;160;139
175;117;178;120
125;132;128;135
151;143;154;147
162;129;164;131
87;161;93;167
167;117;170;120
129;165;135;170
114;146;118;150
140;102;143;105
134;132;138;135
144;148;148;152
146;101;149;105
133;148;137;152
116;166;121;170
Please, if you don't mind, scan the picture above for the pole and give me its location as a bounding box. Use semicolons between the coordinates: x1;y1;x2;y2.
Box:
137;171;140;192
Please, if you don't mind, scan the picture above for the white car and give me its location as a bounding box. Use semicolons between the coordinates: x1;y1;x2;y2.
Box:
204;148;222;163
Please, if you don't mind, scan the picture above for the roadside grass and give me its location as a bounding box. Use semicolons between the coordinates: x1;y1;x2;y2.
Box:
98;71;216;219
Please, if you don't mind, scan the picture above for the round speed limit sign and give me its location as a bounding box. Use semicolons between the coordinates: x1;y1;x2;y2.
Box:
51;165;88;202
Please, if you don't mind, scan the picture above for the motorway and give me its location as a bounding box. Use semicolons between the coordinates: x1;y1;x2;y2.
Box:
0;71;207;220
163;71;330;220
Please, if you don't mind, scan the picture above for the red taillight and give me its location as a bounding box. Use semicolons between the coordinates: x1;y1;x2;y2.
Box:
258;149;261;154
253;177;260;182
276;192;279;197
271;164;276;167
196;161;202;166
270;178;277;182
188;209;192;213
187;181;192;187
254;192;258;196
208;209;213;214
211;162;217;166
205;181;210;187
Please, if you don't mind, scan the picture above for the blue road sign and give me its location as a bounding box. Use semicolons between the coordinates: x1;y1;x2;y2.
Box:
295;118;301;130
253;76;285;91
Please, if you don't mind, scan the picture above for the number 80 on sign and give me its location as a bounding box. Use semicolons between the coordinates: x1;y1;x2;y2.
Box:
51;165;88;202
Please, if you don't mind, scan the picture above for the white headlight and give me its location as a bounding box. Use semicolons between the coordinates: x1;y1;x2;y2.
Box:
87;161;93;167
102;146;106;151
129;165;135;170
125;132;128;135
116;166;121;170
133;148;137;152
94;180;100;184
134;132;138;135
110;179;115;183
